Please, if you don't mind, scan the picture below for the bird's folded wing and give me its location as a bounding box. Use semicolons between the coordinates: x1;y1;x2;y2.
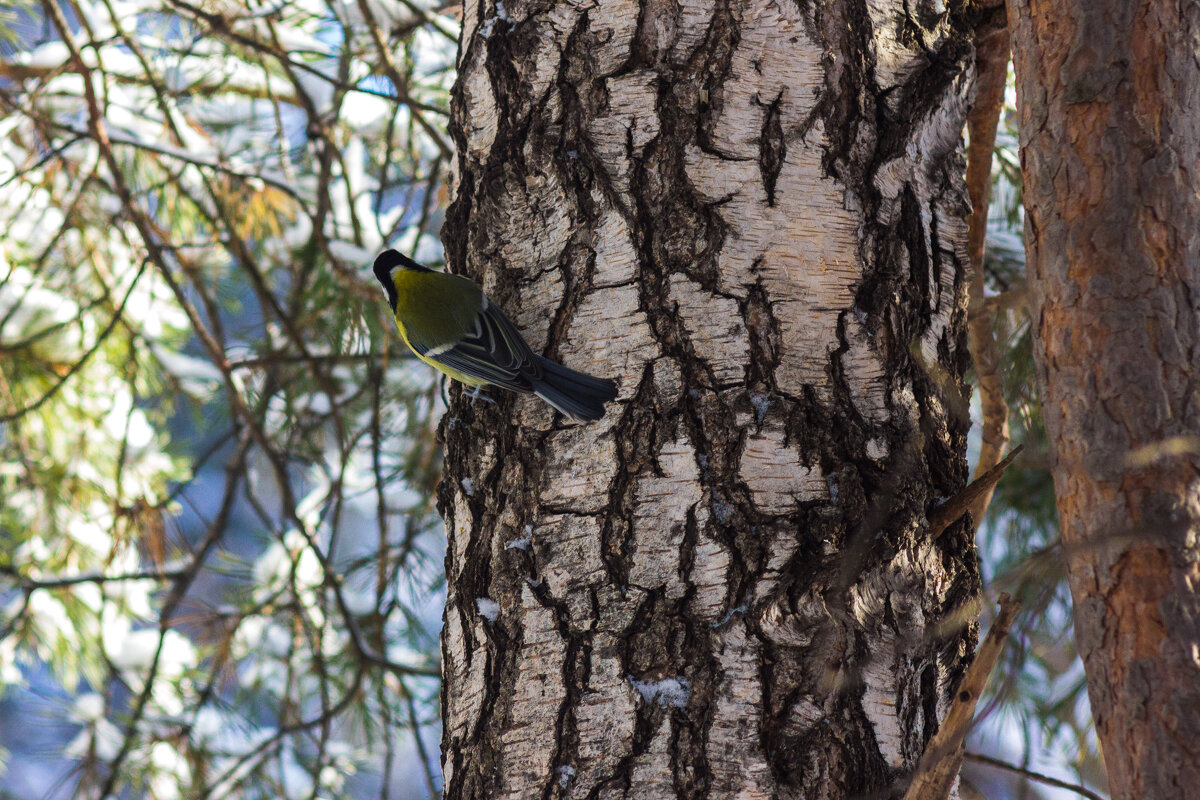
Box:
419;303;542;392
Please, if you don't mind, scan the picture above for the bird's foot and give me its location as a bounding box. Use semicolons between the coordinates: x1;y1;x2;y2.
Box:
469;386;496;405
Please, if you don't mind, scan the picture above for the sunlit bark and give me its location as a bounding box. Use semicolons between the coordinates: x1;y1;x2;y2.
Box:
440;0;979;796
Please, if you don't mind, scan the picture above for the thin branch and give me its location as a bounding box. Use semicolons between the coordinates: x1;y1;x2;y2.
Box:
97;433;253;799
11;4;448;797
163;0;449;116
0;561;190;590
964;5;1012;526
227;350;414;369
931;445;1024;538
0;259;148;422
901;594;1022;800
354;0;453;158
964;752;1108;800
0;37;447;113
46;120;304;199
405;689;440;800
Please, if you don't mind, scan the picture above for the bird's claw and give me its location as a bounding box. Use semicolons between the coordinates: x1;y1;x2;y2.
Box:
469;386;496;405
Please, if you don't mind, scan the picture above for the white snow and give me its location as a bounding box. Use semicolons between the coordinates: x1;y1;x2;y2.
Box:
328;239;374;266
475;597;500;622
71;693;106;723
65;717;122;761
629;675;691;708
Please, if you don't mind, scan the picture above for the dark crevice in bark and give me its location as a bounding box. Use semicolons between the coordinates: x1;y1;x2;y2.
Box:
527;579;586;800
918;661;940;751
758;89;786;207
743;273;783;396
600;363;655;588
900;187;933;334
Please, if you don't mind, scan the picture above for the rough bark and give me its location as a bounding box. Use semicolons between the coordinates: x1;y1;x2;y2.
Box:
438;1;979;798
1006;1;1200;797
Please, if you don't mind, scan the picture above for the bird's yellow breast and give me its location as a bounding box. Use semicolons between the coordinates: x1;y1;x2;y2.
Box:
389;269;489;387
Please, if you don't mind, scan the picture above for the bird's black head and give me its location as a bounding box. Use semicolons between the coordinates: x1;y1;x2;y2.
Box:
372;250;431;311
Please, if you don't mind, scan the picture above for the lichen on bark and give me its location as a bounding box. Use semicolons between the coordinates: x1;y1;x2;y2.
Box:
439;0;980;797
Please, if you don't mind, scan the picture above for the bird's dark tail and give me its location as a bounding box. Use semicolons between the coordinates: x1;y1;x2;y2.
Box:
532;356;619;422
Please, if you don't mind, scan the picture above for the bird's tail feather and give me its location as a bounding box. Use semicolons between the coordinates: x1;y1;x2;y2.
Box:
532;356;618;422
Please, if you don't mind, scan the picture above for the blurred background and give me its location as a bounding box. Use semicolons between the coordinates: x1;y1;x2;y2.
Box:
0;2;1103;797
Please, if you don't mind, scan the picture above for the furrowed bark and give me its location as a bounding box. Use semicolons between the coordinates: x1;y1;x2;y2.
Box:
439;1;979;797
1007;1;1200;796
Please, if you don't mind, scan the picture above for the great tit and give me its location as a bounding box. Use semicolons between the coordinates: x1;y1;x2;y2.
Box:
373;250;619;422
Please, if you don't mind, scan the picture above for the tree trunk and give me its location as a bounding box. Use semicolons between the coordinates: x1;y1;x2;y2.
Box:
1007;2;1200;797
438;1;979;798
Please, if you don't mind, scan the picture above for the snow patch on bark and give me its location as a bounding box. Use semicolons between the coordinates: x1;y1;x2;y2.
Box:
505;526;532;550
630;675;691;708
475;597;499;622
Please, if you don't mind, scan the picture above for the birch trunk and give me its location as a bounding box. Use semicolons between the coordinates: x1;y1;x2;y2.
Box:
1007;1;1200;796
438;1;978;797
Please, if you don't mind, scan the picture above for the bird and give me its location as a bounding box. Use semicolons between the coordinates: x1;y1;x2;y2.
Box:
372;249;618;422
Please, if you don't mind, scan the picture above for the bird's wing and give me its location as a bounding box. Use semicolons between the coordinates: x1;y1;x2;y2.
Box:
419;300;543;393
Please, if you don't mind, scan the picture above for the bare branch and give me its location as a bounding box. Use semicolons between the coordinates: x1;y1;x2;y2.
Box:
901;594;1022;800
964;8;1012;526
964;752;1108;800
931;445;1024;538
